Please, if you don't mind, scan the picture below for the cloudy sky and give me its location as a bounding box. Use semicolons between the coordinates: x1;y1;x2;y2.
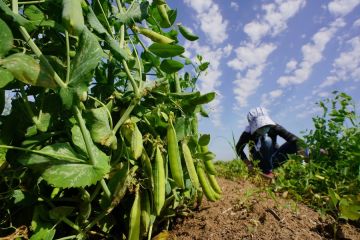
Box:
169;0;360;160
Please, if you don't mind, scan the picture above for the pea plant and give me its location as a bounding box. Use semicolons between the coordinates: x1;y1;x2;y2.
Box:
0;0;222;239
274;92;360;222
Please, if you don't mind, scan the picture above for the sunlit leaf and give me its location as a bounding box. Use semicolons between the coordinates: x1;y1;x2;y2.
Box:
0;18;13;57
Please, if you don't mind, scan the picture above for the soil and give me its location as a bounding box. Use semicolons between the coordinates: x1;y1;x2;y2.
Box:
169;178;360;240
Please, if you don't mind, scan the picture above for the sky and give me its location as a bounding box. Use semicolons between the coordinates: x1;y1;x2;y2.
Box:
169;0;360;161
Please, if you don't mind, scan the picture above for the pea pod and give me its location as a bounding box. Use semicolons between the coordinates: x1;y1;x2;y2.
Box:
141;190;151;235
131;123;143;160
197;165;216;202
182;140;200;190
62;0;85;35
204;159;217;175
167;113;185;188
134;26;174;44
157;4;171;27
208;174;222;194
128;185;141;240
141;149;153;188
0;53;57;89
154;145;165;216
178;23;199;41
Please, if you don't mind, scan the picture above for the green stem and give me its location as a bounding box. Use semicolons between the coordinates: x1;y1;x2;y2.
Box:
18;0;45;4
65;30;71;84
129;37;143;90
112;99;138;134
122;59;140;97
95;0;113;37
62;218;81;232
73;106;111;199
174;73;181;93
54;235;77;240
89;182;102;202
20;87;38;125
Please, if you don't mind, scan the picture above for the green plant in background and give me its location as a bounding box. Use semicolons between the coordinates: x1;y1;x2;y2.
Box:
0;0;222;239
274;91;360;221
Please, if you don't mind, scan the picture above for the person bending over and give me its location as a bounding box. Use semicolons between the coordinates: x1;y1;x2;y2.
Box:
236;107;299;178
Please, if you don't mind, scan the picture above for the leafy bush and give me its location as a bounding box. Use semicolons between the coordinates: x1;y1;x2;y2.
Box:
0;0;221;239
274;92;360;221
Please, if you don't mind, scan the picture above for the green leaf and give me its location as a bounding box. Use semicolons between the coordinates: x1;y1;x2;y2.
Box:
86;6;107;35
0;1;35;31
160;59;184;74
0;67;14;88
199;62;210;71
339;199;360;220
105;34;133;62
198;134;210;146
0;18;13;57
0;53;57;88
69;28;103;86
148;43;184;58
192;92;216;105
30;228;55;240
84;107;117;149
17;141;110;188
116;1;149;24
24;5;45;21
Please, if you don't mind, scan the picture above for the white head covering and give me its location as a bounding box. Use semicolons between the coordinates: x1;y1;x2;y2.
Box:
247;107;276;134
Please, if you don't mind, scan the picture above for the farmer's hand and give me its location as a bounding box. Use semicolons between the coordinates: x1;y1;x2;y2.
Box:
244;160;254;172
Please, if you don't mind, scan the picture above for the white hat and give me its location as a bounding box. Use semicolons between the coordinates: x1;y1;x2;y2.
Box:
247;107;276;134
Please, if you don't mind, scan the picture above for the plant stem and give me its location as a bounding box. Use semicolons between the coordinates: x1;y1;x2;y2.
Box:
122;59;140;97
18;0;45;4
65;30;71;84
112;99;138;134
73;106;111;199
54;235;77;240
20;87;38;125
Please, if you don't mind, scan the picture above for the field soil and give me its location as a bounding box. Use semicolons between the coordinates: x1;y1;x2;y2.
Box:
169;178;360;240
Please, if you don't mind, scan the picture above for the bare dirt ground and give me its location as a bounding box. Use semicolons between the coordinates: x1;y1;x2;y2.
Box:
169;178;360;240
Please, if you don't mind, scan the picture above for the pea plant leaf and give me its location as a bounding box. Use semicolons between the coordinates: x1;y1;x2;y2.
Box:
0;0;35;31
160;59;184;74
17;141;110;188
0;68;14;88
115;1;149;24
0;18;13;57
148;43;184;58
84;107;117;149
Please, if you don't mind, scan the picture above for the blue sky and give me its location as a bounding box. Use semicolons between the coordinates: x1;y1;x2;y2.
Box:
168;0;360;160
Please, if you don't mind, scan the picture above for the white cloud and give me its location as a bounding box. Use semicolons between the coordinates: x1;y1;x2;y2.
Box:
328;0;360;17
353;18;360;27
184;0;228;45
233;65;264;108
227;42;277;71
243;0;306;42
261;89;283;107
277;18;346;87
231;2;239;11
318;36;360;88
185;42;233;126
285;59;298;73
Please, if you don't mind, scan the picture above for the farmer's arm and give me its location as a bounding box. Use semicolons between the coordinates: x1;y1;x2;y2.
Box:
274;124;299;150
236;131;251;164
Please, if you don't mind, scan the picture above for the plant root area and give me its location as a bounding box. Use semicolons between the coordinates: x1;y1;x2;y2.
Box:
169;178;360;240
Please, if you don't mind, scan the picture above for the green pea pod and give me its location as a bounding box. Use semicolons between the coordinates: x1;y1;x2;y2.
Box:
141;190;151;235
208;174;222;194
178;24;199;41
141;149;153;188
182;140;200;190
62;0;85;35
128;185;141;240
157;4;171;27
135;26;174;44
154;145;165;216
167;113;185;188
131;123;143;160
197;165;216;202
0;53;57;89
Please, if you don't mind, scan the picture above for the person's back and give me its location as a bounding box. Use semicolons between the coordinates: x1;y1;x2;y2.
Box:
236;107;299;178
